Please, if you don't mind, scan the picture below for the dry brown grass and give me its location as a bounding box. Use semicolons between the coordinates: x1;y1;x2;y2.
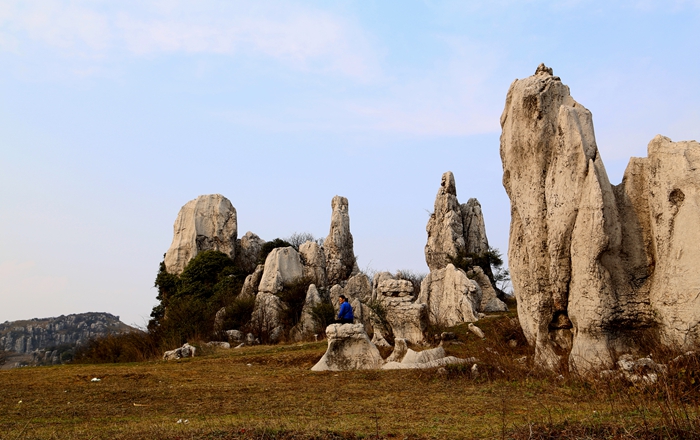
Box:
2;309;699;439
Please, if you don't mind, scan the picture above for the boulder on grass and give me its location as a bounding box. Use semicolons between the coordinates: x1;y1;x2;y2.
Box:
311;324;384;371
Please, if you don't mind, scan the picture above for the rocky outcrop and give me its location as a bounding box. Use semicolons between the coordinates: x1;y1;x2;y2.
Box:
235;231;265;273
425;173;492;271
164;194;238;274
299;241;327;288
376;278;428;344
163;343;196;360
258;247;304;295
469;266;508;313
311;324;384;371
461;198;490;255
240;264;264;298
417;264;481;327
501;64;700;371
290;284;330;342
324;196;356;286
382;345;476;370
0;313;134;355
425;172;465;271
250;292;287;343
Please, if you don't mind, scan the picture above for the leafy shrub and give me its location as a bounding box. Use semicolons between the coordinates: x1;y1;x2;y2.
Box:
218;295;256;335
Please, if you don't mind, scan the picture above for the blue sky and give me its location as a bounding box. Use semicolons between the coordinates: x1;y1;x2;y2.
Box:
1;0;698;326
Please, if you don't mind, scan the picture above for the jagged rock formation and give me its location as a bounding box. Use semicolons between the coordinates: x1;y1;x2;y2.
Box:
461;198;490;255
235;232;265;273
375;278;427;344
501;63;700;371
290;284;330;342
425;172;492;271
0;313;134;355
258;247;304;294
324;196;356;286
164;194;238;274
250;292;287;343
311;324;384;371
240;264;264;299
418;264;481;326
469;266;508;313
299;241;327;288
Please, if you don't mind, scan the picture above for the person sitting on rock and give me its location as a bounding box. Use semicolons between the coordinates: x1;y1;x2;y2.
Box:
336;295;354;324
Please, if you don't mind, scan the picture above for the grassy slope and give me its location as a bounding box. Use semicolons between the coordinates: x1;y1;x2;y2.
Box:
1;310;699;439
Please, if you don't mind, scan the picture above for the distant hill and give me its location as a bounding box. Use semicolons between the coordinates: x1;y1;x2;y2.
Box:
0;312;137;368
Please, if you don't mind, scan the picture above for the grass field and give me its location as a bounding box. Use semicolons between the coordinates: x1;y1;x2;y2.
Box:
2;313;699;439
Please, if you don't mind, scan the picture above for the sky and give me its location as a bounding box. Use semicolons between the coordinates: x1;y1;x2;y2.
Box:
1;0;698;327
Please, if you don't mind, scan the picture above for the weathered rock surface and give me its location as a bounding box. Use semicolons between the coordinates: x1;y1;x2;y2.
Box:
235;231;265;274
250;292;287;343
311;324;384;371
165;194;238;274
417;264;481;326
461;198;490;255
425;172;466;271
382;345;476;370
376;278;428;344
240;264;264;298
163;343;196;360
324;196;356;286
290;284;330;342
299;241;327;288
501;63;700;371
469;266;508;313
0;313;134;356
425;173;492;272
258;247;304;295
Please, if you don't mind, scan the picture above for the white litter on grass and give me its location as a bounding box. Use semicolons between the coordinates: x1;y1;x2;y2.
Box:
246;363;252;367
176;419;189;424
91;378;101;382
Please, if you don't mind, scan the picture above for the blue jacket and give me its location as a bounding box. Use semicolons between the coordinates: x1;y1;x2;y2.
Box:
338;301;354;321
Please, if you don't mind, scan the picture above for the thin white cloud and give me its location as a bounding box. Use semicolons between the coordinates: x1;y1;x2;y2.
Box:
0;0;378;80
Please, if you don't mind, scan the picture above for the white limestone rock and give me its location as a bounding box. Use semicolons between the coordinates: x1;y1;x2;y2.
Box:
163;343;196;360
240;264;264;299
250;292;287;343
258;247;304;295
461;198;490;255
324;196;356;286
385;338;408;363
469;266;508;313
417;264;481;327
164;194;238;274
290;284;330;342
311;324;384;371
299;241;327;288
425;172;465;271
500;63;700;372
236;232;265;274
376;278;428;344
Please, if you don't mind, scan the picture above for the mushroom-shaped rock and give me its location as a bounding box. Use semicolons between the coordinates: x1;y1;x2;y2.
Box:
311;324;384;371
164;194;237;274
376;279;428;344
